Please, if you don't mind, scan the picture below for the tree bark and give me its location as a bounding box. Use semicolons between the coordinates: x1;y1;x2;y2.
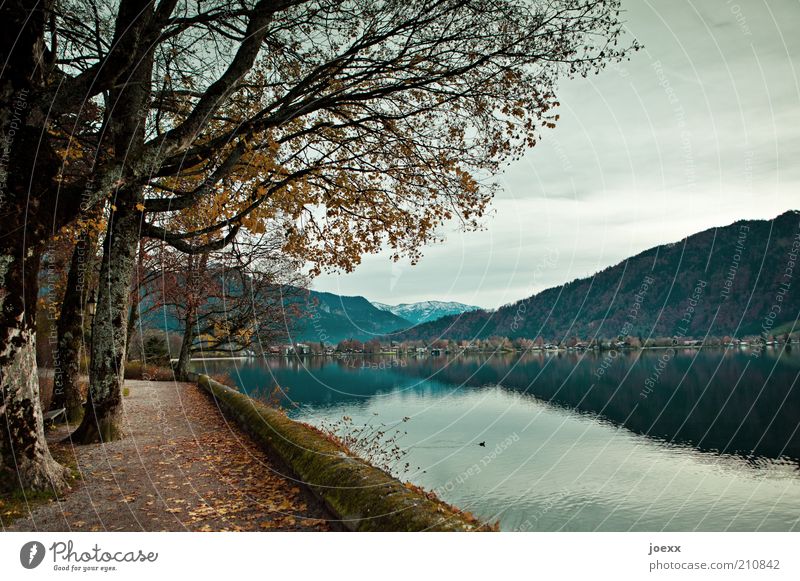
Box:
0;248;69;492
69;190;143;443
0;1;70;491
69;4;154;443
51;230;97;422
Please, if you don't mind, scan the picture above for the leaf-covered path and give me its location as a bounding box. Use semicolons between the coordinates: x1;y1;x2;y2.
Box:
6;380;333;531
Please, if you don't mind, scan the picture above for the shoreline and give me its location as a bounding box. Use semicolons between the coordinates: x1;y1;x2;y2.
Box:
185;342;796;362
192;373;491;531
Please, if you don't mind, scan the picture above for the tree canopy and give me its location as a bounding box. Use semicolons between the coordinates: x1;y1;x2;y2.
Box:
35;0;636;267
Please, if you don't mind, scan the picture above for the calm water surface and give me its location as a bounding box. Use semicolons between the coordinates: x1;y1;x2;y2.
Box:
193;347;800;531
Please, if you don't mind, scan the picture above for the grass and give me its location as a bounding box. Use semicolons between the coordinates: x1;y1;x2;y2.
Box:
0;489;57;526
0;445;79;527
209;373;238;388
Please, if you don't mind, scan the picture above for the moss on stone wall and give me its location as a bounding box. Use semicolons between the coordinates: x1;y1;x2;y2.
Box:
195;374;489;532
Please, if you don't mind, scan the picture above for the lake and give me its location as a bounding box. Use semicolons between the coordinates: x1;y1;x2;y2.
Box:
192;347;800;531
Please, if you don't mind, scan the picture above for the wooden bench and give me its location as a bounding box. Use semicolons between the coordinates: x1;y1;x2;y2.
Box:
43;408;66;425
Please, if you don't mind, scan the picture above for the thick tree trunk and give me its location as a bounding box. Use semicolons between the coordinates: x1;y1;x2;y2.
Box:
52;231;97;422
69;3;155;444
0;248;68;492
70;192;142;443
0;2;70;492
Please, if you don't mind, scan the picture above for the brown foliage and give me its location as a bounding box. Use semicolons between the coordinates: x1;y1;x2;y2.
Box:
124;361;174;382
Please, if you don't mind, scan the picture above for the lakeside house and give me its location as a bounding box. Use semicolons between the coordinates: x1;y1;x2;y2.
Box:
255;331;800;358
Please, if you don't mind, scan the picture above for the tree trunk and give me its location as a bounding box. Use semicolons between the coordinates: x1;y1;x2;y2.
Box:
69;3;155;444
70;191;142;443
0;2;69;492
0;248;69;492
52;230;97;422
176;304;196;381
176;252;203;380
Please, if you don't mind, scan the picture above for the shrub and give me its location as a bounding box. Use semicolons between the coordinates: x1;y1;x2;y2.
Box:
317;415;412;477
124;361;143;379
143;335;170;365
125;360;174;381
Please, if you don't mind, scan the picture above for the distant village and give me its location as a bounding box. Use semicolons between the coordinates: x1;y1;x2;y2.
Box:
263;331;800;357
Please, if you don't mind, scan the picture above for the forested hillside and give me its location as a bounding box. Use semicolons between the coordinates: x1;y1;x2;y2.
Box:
393;211;800;342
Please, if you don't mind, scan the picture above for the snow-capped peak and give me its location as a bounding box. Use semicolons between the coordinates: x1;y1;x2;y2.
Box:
369;300;481;325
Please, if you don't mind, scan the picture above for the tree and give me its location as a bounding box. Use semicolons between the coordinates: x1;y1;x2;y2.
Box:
514;337;535;351
126;238;169;360
51;212;103;422
364;339;382;354
2;0;636;484
432;339;449;350
143;335;169;363
157;231;306;379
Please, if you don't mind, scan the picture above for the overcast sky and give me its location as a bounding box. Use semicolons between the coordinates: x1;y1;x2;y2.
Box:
313;0;800;309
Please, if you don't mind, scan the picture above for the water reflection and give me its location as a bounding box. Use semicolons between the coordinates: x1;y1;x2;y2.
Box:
197;348;800;463
192;348;800;530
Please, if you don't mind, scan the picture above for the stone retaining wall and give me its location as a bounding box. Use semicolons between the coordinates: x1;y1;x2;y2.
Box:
193;373;489;532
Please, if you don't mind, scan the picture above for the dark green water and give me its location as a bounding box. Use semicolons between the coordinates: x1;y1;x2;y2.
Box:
192;347;800;531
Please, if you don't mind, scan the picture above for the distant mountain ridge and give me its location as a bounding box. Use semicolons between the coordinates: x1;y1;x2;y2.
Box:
141;287;413;344
391;211;800;342
371;300;481;325
291;290;411;343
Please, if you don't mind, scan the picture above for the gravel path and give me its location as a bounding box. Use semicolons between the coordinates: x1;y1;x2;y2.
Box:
7;379;333;532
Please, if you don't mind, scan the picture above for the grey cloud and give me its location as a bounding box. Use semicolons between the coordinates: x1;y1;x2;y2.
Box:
313;0;799;309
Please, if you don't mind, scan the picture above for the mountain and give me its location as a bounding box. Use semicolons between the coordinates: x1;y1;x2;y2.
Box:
371;300;481;325
141;287;412;344
392;210;800;342
291;290;411;343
